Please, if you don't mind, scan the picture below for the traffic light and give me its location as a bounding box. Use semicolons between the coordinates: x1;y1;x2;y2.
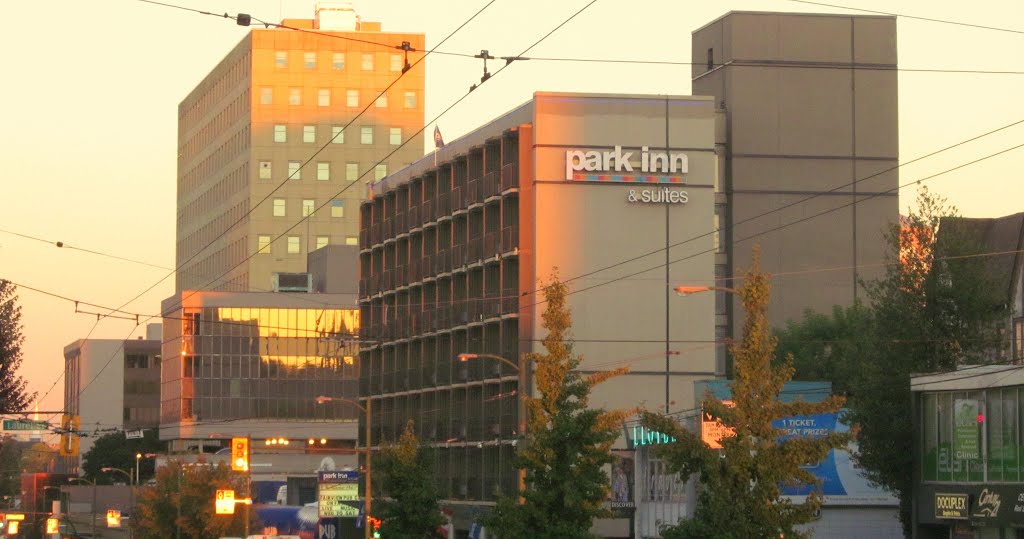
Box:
58;415;80;457
106;509;122;528
46;517;59;534
230;437;249;472
367;516;382;538
7;520;19;535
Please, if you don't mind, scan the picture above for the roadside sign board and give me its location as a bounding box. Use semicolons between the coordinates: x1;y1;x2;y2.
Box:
125;430;145;440
215;489;236;515
2;419;47;431
318;471;360;518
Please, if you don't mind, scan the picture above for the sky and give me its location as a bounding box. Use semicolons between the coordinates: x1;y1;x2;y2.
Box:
2;0;1024;415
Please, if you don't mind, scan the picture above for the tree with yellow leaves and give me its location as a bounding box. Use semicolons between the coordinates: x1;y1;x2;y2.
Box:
485;272;632;539
374;420;445;538
641;250;849;539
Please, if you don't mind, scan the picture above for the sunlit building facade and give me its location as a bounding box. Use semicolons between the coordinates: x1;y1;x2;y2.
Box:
160;291;360;450
175;2;425;293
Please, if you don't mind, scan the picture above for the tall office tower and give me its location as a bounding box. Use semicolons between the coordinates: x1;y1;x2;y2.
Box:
175;2;425;293
692;12;898;356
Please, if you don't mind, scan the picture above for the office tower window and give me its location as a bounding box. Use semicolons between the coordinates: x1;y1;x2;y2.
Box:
317;162;330;181
289;88;301;105
331;126;345;143
302;199;315;217
331;200;344;217
375;93;388;108
361;53;374;70
304;51;316;69
361;127;373;145
318;89;330;107
389;127;401;146
275;51;287;68
390;54;403;72
303;125;316;143
404;91;416;108
288;161;301;179
346;89;358;107
346;163;359;182
260;87;272;105
345;236;358;246
287;236;301;254
375;164;388;181
259;161;272;180
332;52;345;70
273;125;287;142
316;236;329;250
273;199;286;217
257;235;272;254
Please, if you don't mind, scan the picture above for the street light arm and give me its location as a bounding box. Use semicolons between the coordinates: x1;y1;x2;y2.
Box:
673;285;740;296
314;395;367;413
100;467;132;483
457;353;521;372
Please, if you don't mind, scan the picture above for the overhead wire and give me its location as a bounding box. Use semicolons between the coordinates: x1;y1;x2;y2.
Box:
781;0;1024;35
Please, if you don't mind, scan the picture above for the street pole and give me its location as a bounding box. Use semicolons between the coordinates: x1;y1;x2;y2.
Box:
245;436;251;539
365;398;373;539
176;466;181;539
91;482;96;539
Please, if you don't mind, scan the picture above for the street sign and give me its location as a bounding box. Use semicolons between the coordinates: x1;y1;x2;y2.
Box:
2;419;47;431
215;489;236;515
46;517;59;533
701;400;736;449
125;430;145;440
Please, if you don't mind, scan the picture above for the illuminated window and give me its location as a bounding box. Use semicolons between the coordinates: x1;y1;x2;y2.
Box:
361;127;373;145
318;89;330;106
331;126;345;143
259;161;272;180
389;127;401;145
257;235;272;254
273;125;287;143
303;125;316;143
331;200;344;218
275;51;287;68
403;91;416;108
273;199;286;217
375;93;388;108
390;54;403;72
345;236;358;246
288;88;301;105
302;199;315;217
361;53;374;70
346;90;358;107
346;163;359;181
316;236;329;250
304;51;316;69
288;161;301;179
374;164;387;181
332;52;345;70
260;87;272;105
287;236;301;254
317;162;330;181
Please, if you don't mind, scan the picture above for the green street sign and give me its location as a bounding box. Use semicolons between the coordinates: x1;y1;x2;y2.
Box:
2;419;48;431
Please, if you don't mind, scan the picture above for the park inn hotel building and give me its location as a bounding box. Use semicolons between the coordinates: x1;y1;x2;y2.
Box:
359;11;898;536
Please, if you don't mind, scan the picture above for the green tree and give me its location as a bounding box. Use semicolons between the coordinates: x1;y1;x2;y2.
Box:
641;249;849;539
82;430;163;484
132;460;257;539
484;272;632;539
775;302;875;396
0;435;28;505
374;420;444;538
0;280;33;413
843;187;1007;535
21;442;57;473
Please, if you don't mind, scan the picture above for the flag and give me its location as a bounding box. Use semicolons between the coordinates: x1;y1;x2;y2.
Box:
433;125;445;148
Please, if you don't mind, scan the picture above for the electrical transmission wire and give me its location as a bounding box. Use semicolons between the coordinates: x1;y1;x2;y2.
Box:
782;0;1024;35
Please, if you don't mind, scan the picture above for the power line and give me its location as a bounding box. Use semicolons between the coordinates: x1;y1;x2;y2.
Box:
523;57;1024;76
782;0;1024;35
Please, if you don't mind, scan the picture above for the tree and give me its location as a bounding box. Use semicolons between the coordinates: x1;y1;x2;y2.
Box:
484;272;632;539
775;302;875;396
21;442;57;473
844;187;1006;535
82;430;164;484
641;249;849;539
0;435;29;504
132;460;256;539
0;280;33;413
374;420;444;538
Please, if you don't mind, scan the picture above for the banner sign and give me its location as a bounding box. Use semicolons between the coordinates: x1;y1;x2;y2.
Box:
318;471;360;518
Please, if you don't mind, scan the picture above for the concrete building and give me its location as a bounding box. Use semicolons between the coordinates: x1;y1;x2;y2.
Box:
159;291;360;454
62;325;162;472
175;1;425;293
359;91;719;535
692;11;899;350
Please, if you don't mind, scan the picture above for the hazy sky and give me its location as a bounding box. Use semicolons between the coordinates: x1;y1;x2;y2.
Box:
3;0;1024;414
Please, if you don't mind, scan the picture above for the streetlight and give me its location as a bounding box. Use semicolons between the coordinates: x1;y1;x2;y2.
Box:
135;453;157;485
674;284;740;384
100;467;134;537
456;353;528;498
67;477;96;538
315;395;372;539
